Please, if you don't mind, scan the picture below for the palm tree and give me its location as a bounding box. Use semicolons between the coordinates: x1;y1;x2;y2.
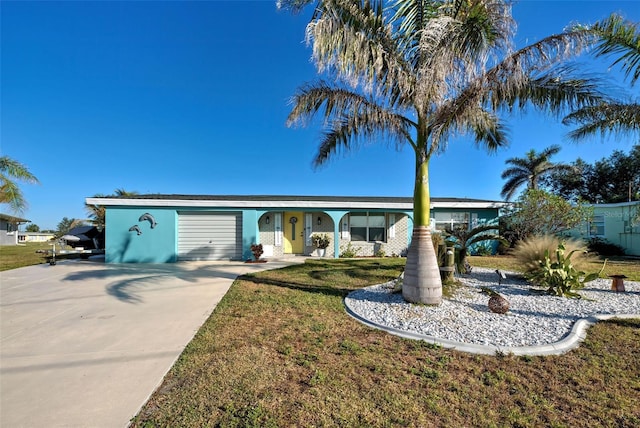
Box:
443;223;507;274
563;14;640;140
85;194;107;229
0;156;40;213
284;0;604;305
500;145;573;201
85;189;138;229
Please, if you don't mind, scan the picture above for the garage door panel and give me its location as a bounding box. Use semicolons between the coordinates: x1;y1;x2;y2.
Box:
178;212;242;260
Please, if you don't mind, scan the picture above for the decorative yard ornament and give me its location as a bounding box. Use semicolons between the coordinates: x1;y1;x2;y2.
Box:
481;287;510;314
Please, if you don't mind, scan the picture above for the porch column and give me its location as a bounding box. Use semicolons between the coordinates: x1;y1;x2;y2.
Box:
327;211;348;259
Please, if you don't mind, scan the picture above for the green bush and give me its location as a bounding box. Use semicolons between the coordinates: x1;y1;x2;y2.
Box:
339;242;360;258
526;243;606;298
374;247;386;258
587;237;625;256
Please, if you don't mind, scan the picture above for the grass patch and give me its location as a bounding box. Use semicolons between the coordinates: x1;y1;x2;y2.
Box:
0;242;51;271
131;258;640;427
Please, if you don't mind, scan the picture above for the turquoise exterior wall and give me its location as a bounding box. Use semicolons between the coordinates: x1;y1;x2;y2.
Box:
242;210;258;260
593;204;640;256
565;202;640;256
105;207;177;263
105;206;265;263
101;200;504;263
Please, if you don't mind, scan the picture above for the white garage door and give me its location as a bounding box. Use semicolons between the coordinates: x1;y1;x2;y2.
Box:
178;212;243;261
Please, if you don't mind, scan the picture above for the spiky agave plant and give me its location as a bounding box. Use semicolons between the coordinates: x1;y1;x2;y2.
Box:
526;243;607;298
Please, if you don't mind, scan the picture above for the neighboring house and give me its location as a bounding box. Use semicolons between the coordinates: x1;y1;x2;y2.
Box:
0;214;30;246
86;194;507;263
18;232;56;243
568;201;640;256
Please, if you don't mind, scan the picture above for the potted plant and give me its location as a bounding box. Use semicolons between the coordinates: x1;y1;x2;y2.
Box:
311;233;331;257
246;243;267;263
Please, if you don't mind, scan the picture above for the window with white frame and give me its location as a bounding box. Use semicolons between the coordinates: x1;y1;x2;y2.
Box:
349;212;386;242
432;212;470;231
589;215;605;237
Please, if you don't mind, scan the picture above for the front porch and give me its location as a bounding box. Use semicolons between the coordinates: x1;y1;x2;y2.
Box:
256;210;411;259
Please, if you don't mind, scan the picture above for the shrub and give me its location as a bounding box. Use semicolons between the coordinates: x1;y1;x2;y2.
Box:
587;237;625;256
511;235;591;273
339;242;360;258
526;242;606;298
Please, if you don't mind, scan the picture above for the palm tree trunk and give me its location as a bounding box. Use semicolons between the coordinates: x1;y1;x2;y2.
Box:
402;157;442;305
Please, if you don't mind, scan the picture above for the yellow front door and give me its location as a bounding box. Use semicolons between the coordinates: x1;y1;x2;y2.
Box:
283;212;304;254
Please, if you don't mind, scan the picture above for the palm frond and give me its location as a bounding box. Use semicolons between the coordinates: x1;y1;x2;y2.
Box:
500;165;527;180
590;13;640;86
428;102;508;156
500;174;526;200
563;102;640;141
0;156;40;185
510;68;607;114
313;107;414;167
0;182;26;212
286;80;415;166
307;0;413;101
466;233;507;248
276;0;317;13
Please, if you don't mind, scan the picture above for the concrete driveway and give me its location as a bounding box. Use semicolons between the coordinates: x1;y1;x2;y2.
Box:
0;258;296;427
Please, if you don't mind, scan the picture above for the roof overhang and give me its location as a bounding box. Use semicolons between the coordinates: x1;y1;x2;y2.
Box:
0;213;30;223
85;195;508;211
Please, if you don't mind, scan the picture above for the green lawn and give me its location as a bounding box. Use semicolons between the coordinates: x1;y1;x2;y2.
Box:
0;242;52;271
132;258;640;427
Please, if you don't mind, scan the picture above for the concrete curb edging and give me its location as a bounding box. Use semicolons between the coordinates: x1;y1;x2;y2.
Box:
344;294;640;356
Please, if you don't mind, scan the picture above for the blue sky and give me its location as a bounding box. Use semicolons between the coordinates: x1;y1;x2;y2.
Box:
2;0;639;230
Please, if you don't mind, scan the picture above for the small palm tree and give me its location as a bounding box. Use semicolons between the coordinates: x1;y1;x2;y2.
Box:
563;14;640;140
283;0;605;304
500;145;573;201
0;156;40;213
443;223;507;274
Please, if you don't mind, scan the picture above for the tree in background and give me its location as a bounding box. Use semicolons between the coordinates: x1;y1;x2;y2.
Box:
500;145;573;201
282;0;604;305
56;217;77;237
25;223;40;232
85;195;107;229
0;156;40;213
85;189;138;229
563;14;640;140
544;144;640;203
502;189;592;243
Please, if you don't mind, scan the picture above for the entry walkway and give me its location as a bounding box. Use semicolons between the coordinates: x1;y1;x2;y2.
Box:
0;258;297;427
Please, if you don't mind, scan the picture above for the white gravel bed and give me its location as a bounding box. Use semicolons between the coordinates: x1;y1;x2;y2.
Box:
345;268;640;349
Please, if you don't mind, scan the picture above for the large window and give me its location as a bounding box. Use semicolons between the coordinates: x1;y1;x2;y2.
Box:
350;213;386;242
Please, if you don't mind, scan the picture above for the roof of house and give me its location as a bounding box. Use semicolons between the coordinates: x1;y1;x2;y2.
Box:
85;194;507;210
0;213;30;223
